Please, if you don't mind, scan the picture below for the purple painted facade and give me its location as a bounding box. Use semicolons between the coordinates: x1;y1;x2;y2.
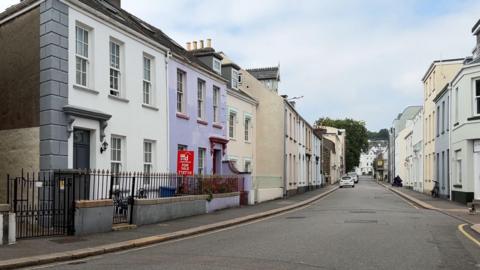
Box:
168;58;228;174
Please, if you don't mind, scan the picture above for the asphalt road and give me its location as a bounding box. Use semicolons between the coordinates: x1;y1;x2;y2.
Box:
34;176;480;270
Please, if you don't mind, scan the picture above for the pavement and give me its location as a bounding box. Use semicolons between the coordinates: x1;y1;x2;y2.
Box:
379;182;480;231
30;176;480;270
0;185;338;269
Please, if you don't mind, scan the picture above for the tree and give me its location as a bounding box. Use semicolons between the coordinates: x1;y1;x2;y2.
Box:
315;117;369;172
367;128;389;140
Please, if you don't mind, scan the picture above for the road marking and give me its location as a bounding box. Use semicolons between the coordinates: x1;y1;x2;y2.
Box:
458;223;480;247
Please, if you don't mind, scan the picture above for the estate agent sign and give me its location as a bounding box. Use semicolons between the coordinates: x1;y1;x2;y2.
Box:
177;151;194;176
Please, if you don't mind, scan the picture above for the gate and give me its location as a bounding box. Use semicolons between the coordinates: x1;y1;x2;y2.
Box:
7;171;76;238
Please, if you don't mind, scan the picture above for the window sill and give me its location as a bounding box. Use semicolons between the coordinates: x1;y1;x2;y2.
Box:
197;119;208;125
453;122;459;127
73;84;99;95
229;137;236;141
108;94;129;103
453;184;462;189
213;123;223;129
176;112;190;120
142;104;159;111
244;141;251;144
467;115;480;121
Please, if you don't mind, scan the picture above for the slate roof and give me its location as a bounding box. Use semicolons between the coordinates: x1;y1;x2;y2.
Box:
189;47;223;60
0;0;223;81
246;66;280;81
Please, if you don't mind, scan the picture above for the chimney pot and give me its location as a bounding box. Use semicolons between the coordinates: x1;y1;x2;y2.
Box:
186;42;191;51
193;41;198;50
207;38;212;48
200;40;204;49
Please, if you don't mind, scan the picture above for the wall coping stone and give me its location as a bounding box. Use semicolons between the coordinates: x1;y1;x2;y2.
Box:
211;192;240;199
0;204;10;212
75;200;113;208
135;195;208;205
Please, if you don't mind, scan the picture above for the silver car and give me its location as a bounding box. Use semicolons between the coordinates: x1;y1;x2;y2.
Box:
348;172;359;183
340;176;355;188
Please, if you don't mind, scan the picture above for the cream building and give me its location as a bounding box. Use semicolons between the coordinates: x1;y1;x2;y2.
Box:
317;126;346;183
421;59;463;194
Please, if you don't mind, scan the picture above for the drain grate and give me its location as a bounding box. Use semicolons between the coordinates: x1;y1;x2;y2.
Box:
349;210;376;213
344;219;378;224
286;216;306;219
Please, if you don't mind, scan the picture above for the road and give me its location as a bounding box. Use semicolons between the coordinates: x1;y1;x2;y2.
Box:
35;176;480;270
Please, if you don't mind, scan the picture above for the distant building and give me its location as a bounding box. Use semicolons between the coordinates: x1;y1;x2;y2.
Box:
245;66;280;93
359;140;387;175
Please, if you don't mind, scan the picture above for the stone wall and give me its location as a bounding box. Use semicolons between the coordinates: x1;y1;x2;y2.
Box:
0;128;40;203
206;193;240;213
74;200;113;236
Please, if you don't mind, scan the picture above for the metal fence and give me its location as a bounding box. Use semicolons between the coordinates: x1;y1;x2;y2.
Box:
7;170;245;236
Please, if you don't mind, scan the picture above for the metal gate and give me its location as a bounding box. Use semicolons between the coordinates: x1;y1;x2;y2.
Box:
7;171;76;239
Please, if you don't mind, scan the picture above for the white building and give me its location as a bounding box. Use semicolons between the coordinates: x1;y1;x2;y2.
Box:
411;109;424;192
359;142;387;175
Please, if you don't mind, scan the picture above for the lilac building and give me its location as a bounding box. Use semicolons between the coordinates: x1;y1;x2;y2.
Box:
168;43;228;174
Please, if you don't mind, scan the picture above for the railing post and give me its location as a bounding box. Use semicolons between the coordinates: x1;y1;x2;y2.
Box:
129;176;135;224
109;174;114;199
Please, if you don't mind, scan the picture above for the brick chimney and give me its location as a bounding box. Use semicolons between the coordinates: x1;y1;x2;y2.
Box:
106;0;121;8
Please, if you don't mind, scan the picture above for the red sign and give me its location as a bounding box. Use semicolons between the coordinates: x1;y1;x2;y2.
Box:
177;150;194;176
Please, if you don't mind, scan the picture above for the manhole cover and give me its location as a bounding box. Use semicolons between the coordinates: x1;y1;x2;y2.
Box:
50;237;87;244
286;216;306;219
349;210;376;213
344;219;378;224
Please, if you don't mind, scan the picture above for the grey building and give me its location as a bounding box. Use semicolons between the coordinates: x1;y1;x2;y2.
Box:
434;84;452;199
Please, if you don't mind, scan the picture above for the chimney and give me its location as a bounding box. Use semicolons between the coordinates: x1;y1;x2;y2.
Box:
186;42;191;51
280;95;288;99
193;41;198;50
290;101;296;108
207;38;212;48
106;0;121;8
200;40;204;49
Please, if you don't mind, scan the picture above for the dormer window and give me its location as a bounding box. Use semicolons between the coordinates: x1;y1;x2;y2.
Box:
232;69;239;89
213;58;221;74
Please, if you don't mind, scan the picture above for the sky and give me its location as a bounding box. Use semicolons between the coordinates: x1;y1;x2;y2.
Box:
1;0;479;131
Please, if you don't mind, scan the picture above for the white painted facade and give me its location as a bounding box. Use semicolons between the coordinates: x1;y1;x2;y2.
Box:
67;6;169;172
411;109;424;192
312;133;322;186
450;63;480;201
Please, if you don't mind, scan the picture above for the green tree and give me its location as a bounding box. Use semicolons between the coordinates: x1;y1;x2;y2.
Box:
367;128;389;140
315;117;369;172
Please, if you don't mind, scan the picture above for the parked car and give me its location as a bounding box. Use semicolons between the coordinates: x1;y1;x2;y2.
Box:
340;176;355;188
348;172;359;183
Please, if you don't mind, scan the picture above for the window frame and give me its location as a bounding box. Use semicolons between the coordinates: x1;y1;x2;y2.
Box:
197;79;206;120
198;147;206;175
213;58;221;74
228;110;237;139
177;69;186;113
475;79;480;115
143;140;154;185
143;55;154;105
109;39;122;97
231;69;239;89
110;136;123;182
213;86;220;123
75;24;90;87
455;150;462;184
244;158;252;173
244;115;251;142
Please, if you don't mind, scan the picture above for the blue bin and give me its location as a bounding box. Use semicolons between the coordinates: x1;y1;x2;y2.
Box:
160;187;176;197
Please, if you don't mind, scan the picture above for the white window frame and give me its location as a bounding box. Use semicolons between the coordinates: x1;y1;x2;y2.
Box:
455;87;459;123
243;158;252;173
75;24;91;87
177;69;186;113
111;136;123;179
143;54;154;105
109;39;122;97
197;79;206;120
231;69;239;89
213;86;220;123
198;147;206;175
213;58;221;74
475;79;480;115
455;150;462;184
244;114;252;142
228;109;237;139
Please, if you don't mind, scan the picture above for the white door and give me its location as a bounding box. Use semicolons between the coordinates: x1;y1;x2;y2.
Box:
474;151;480;200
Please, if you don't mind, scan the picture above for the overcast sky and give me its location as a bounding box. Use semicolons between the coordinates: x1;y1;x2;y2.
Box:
2;0;479;131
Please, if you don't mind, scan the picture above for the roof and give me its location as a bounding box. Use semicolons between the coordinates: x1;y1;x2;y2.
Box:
472;18;480;34
322;137;335;153
189;47;223;60
246;66;280;81
0;0;37;21
433;83;450;103
0;0;224;81
421;58;465;82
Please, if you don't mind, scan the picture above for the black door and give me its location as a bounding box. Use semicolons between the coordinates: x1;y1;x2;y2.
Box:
73;129;90;169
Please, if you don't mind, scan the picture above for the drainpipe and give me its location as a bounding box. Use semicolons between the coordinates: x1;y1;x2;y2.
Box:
165;50;172;172
283;104;287;197
447;83;452;200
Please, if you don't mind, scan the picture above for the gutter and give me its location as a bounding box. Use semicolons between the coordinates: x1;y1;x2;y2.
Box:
283;103;287;197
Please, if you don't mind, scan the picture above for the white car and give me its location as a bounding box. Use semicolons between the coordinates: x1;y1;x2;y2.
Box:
340;176;355;188
348;172;359;183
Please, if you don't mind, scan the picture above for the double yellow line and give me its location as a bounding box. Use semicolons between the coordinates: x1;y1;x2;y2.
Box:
458;224;480;247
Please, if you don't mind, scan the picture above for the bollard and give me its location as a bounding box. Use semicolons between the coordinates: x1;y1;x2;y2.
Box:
8;213;15;245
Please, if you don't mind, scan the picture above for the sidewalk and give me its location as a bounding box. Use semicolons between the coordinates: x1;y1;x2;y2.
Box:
0;186;336;268
381;182;480;226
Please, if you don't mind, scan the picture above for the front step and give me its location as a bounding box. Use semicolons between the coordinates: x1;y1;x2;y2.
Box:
112;223;137;231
